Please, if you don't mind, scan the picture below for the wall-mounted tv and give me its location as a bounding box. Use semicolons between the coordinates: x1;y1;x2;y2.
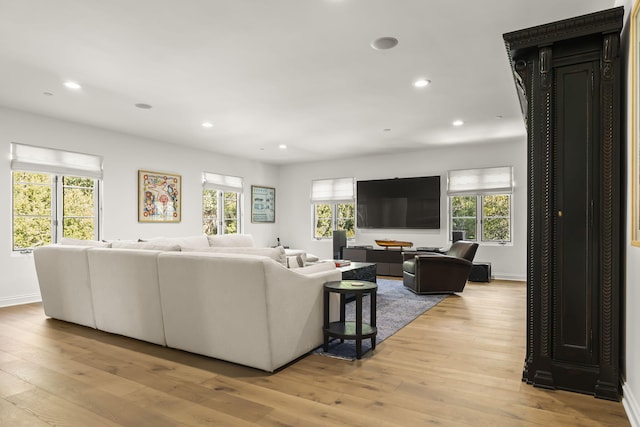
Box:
356;176;441;229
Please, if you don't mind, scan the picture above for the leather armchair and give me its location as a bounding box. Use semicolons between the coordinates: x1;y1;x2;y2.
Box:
402;240;479;294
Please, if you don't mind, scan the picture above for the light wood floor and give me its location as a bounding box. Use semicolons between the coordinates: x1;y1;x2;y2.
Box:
0;280;630;426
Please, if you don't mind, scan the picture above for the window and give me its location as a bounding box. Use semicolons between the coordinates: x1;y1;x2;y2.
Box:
447;167;513;243
311;178;355;239
11;143;102;251
202;172;243;235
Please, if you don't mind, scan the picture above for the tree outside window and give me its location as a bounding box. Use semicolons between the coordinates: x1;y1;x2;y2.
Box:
12;171;99;251
449;194;511;243
314;202;355;239
63;176;96;240
203;188;240;235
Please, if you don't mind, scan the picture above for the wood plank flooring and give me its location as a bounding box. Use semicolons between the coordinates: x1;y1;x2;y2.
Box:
0;280;630;426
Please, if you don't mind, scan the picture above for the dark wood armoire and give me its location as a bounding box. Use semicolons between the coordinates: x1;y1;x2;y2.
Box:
503;7;624;400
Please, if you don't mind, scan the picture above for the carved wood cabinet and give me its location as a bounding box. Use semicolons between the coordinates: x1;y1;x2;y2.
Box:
503;7;623;400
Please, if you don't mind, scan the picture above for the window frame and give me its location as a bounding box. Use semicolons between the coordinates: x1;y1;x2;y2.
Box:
448;193;512;244
312;201;355;240
202;187;242;236
202;172;244;236
12;170;102;252
310;177;355;240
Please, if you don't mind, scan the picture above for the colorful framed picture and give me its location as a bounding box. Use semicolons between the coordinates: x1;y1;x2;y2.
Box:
251;185;275;223
138;170;181;222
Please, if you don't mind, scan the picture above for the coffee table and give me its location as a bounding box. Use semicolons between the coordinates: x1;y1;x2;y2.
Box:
339;262;377;283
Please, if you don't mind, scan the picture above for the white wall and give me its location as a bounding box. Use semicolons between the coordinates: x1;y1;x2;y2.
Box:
277;137;527;281
618;0;640;424
0;107;279;307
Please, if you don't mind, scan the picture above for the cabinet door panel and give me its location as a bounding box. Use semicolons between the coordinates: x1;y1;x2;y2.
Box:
553;61;597;365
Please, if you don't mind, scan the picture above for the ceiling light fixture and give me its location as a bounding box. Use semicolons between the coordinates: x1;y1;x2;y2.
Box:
135;103;153;109
452;120;464;126
413;79;430;88
43;92;53;96
371;37;398;50
279;144;287;149
202;122;214;128
63;81;82;90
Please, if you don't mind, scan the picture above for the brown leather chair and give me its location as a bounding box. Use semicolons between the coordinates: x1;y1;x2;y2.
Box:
402;240;479;294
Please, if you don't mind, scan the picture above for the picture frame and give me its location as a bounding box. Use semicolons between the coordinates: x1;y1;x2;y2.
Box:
251;185;275;223
138;170;181;222
632;0;640;246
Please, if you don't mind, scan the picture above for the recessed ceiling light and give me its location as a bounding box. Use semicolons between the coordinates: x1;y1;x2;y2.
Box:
413;79;431;88
452;120;464;126
279;144;287;149
495;115;504;119
202;122;214;128
63;81;82;90
371;37;398;50
43;92;53;96
383;128;391;132
135;103;153;109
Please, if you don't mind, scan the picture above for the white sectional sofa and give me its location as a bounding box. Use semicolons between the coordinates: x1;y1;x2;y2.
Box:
33;235;340;372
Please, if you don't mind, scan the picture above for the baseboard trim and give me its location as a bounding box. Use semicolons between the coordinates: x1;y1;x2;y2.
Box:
492;273;526;282
623;381;640;427
0;293;41;308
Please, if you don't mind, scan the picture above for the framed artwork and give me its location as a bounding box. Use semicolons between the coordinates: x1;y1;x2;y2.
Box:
138;170;181;222
251;185;275;223
633;0;640;246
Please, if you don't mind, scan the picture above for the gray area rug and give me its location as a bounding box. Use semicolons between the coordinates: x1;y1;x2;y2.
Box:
313;278;447;360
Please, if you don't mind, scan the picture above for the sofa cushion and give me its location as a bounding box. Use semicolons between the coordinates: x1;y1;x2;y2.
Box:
146;235;210;248
181;246;286;266
207;234;254;247
60;238;111;248
111;241;181;251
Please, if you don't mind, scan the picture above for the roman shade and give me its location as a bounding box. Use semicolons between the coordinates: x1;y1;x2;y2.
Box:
203;172;243;193
311;177;355;203
447;166;513;195
11;142;103;179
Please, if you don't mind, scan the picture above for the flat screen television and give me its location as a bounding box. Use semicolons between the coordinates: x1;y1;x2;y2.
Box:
356;176;441;229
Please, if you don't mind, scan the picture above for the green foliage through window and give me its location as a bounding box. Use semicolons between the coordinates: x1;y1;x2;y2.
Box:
203;188;240;235
450;194;511;243
12;171;98;250
314;202;355;239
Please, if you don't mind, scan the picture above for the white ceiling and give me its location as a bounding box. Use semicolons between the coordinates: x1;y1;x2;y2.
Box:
0;0;616;165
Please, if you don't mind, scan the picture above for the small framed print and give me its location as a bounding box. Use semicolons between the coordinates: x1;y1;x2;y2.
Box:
251;185;275;223
138;170;181;222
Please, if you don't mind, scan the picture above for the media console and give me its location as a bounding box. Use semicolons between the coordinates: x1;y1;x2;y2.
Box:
342;247;404;277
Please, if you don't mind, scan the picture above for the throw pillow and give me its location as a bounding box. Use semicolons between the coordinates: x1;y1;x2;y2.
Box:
287;254;305;269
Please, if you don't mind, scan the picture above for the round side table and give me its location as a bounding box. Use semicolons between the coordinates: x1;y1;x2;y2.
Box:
323;280;377;359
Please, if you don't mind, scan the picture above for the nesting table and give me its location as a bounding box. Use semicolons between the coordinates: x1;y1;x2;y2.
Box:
323;280;377;359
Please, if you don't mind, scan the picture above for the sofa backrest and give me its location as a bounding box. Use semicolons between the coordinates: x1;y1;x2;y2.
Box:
157;252;272;370
33;245;97;328
447;240;479;262
181;245;287;266
87;248;167;346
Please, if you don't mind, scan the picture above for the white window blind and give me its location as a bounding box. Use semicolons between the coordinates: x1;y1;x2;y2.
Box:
447;166;513;195
311;177;355;203
203;172;243;192
11;143;103;179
